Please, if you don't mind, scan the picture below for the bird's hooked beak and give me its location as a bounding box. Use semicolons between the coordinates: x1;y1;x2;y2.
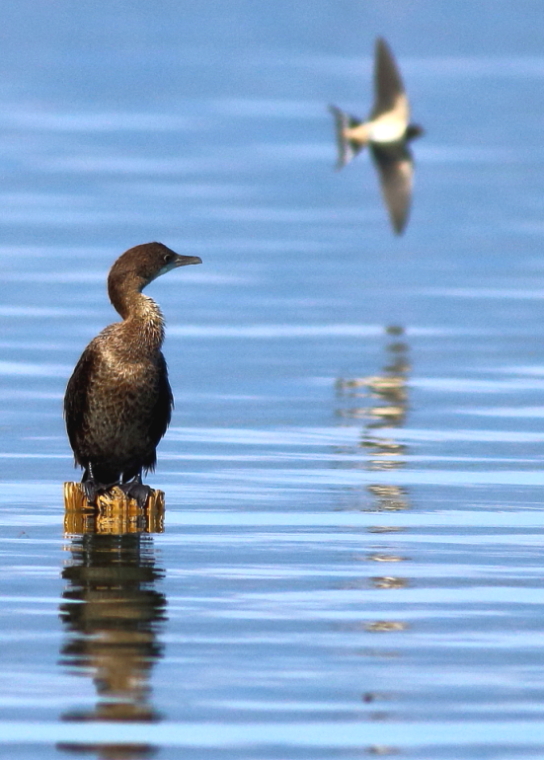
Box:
173;254;202;267
154;252;202;281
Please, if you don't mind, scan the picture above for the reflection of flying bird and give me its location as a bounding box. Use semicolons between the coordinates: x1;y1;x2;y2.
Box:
329;37;424;234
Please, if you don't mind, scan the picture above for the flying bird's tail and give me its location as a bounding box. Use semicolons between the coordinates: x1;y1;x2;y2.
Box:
328;105;367;170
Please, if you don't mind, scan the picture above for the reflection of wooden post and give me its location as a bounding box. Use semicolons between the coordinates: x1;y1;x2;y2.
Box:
63;482;165;534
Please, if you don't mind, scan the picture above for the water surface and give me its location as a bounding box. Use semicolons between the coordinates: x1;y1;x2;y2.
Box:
2;2;544;758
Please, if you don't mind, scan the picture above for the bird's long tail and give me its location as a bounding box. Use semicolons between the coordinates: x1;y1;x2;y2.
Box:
328;105;366;170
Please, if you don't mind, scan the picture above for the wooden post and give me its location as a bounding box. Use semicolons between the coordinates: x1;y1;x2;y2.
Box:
63;482;165;534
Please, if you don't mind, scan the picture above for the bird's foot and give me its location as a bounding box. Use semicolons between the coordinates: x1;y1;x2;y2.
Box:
120;475;152;508
81;478;109;507
81;467;123;507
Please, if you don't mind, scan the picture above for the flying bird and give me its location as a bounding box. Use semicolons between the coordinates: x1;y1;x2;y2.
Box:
64;242;202;506
329;37;423;234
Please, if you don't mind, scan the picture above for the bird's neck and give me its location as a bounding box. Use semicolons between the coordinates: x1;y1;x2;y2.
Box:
110;281;165;352
128;293;165;351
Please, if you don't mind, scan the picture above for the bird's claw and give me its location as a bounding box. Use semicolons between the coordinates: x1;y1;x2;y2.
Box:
120;479;152;508
81;477;120;506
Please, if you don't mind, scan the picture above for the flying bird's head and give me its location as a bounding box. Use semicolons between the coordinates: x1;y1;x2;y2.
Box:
406;124;424;141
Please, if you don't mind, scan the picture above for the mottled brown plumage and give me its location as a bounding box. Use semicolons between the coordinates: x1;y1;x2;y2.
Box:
64;242;202;505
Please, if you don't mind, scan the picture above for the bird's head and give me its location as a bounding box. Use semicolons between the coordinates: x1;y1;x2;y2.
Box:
107;242;202;317
109;242;202;294
407;124;424;141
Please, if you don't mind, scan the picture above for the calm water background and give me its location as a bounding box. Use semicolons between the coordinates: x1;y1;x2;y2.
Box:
2;1;544;757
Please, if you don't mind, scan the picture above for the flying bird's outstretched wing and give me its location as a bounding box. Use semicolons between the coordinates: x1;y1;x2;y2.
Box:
371;143;413;235
371;37;409;125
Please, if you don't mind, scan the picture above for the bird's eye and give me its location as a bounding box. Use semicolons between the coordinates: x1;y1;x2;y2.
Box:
163;253;171;264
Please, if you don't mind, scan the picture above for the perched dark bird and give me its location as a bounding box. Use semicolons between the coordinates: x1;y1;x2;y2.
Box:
329;37;424;234
64;242;202;506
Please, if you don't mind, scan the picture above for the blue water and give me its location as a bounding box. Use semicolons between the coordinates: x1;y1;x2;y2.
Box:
2;1;544;758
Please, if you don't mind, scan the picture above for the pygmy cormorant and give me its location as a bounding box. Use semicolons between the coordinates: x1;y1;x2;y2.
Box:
64;242;202;506
329;37;424;234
